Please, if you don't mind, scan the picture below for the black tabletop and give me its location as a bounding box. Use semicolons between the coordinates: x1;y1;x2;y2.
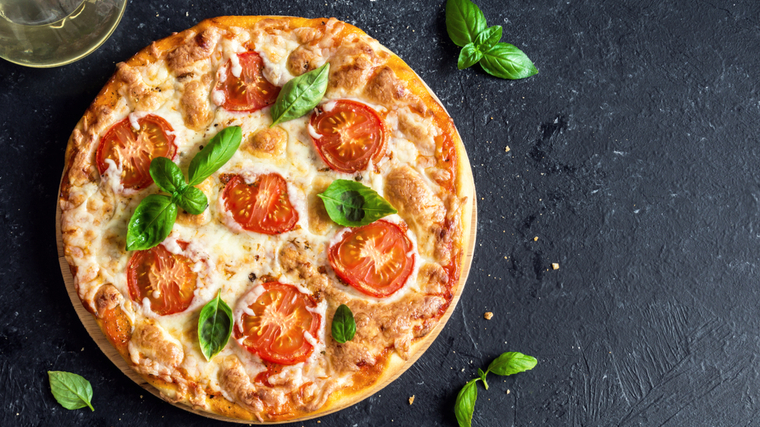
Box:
3;0;760;426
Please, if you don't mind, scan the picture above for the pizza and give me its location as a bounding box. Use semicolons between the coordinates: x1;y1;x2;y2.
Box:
58;16;474;422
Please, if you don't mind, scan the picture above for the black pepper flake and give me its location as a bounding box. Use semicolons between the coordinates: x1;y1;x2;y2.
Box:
248;272;256;282
354;174;362;181
198;145;204;150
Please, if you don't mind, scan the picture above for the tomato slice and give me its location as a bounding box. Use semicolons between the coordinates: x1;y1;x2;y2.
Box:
329;220;416;298
222;173;299;235
309;100;387;173
215;52;280;112
127;244;197;316
237;282;321;365
96;114;177;191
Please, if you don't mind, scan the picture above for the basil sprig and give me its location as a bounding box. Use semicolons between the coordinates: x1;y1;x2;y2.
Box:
446;0;537;80
197;290;234;361
331;304;356;344
318;179;397;227
454;351;537;427
48;371;94;411
270;62;330;127
126;126;243;251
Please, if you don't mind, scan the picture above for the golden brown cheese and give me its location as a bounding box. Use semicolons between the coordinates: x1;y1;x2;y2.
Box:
93;283;123;317
219;356;266;417
241;127;287;159
307;176;334;235
166;28;221;76
130;320;184;369
180;75;215;131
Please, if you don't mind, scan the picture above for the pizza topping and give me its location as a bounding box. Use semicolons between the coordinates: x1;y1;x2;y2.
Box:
214;52;281;112
309;99;387;173
197;291;234;361
96;114;177;191
318;179;397;227
128;320;185;369
127;244;198;316
329;220;417;298
331;304;356;343
221;173;299;235
270;62;330;126
236;282;322;365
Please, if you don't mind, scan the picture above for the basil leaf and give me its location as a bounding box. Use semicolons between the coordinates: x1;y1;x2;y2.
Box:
474;25;502;51
175;186;208;216
318;179;397;227
197;290;233;361
331;304;356;344
477;367;489;390
446;0;487;47
454;378;479;427
126;194;177;251
486;351;537;376
188;126;243;186
149;157;187;195
48;371;94;411
479;42;538;80
458;43;483;70
270;62;330;127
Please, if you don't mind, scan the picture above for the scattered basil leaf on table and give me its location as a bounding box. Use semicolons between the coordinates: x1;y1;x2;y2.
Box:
331;304;356;344
188;126;243;186
486;351;537;376
479;43;538;80
48;371;94;411
454;378;479;427
174;185;208;215
198;291;234;361
477;368;489;390
318;179;397;227
458;43;483;70
126;195;177;251
270;62;330;127
149;157;187;195
446;0;487;47
474;25;502;51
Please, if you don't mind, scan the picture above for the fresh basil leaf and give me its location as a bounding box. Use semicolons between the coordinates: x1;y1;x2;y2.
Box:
175;186;208;215
270;62;330;127
454;378;479;427
331;304;356;344
197;290;233;361
48;371;94;411
486;351;537;376
149;157;187;195
477;367;489;390
446;0;487;47
458;43;483;70
479;42;538;80
126;194;177;251
474;25;502;51
188;126;243;186
318;179;397;227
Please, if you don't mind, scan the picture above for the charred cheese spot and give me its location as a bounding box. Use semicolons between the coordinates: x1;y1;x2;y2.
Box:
327;40;384;96
241;127;287;159
167;27;221;75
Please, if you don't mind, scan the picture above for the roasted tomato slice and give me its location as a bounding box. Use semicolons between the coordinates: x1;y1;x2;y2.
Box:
309;100;386;173
96;114;177;191
215;52;280;112
329;220;416;298
127;244;197;316
222;173;299;235
237;282;321;365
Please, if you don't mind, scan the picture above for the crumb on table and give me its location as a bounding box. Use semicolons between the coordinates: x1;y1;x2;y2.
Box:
484;312;494;320
505;146;511;152
409;395;415;405
552;263;560;270
533;236;538;241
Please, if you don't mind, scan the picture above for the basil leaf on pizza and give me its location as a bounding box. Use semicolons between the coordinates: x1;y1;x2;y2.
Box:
198;291;234;361
331;304;356;344
126;194;177;251
188;126;243;186
486;351;537;376
458;43;483;70
270;62;330;126
175;186;208;215
149;157;187;195
318;179;397;227
48;371;94;411
454;378;479;427
446;0;487;47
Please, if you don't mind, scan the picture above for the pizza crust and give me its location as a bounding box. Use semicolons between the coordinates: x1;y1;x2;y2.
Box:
58;15;475;422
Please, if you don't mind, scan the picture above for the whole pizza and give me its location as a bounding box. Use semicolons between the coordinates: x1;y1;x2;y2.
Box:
58;16;474;422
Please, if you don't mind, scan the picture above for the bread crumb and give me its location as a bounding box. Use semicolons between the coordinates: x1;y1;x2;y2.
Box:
552;263;560;270
506;389;511;394
505;146;511;152
484;312;494;320
409;395;415;405
533;236;538;241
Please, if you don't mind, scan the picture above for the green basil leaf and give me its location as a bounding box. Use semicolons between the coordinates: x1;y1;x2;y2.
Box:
188;126;243;186
318;179;397;227
477;367;489;390
486;351;537;376
479;42;538;80
446;0;487;47
48;371;94;411
270;62;330;127
175;186;208;216
331;304;356;344
197;290;233;361
458;43;483;70
126;194;177;251
149;157;187;195
474;25;502;51
454;378;479;427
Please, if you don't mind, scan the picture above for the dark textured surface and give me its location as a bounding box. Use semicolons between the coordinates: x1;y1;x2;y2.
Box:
2;0;760;426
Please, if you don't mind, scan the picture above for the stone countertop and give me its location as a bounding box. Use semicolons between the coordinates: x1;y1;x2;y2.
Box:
2;1;759;426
